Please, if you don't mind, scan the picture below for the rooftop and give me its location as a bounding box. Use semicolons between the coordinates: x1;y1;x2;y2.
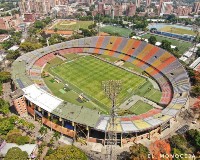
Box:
22;84;63;113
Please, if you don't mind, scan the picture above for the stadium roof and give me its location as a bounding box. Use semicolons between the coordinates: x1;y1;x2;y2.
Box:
52;102;100;127
190;57;200;69
22;84;63;113
11;61;33;89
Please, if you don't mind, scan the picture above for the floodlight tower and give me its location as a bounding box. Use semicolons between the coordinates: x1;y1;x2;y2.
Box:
102;80;121;160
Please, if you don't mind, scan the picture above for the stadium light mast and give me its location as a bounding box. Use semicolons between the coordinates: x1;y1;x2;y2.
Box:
102;80;121;160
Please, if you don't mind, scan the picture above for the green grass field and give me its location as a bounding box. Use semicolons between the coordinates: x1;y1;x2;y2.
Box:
160;26;196;36
52;20;93;31
134;81;162;103
128;100;153;115
100;25;132;37
50;56;147;110
141;33;193;55
98;54;144;74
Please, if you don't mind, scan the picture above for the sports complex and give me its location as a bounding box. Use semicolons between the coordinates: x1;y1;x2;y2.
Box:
11;36;190;145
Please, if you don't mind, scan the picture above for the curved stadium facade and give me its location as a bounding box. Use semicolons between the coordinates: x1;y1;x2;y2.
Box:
11;36;190;145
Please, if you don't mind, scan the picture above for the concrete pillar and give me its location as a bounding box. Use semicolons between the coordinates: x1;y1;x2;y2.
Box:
50;114;53;131
73;123;76;141
148;130;151;140
120;133;123;147
104;132;106;146
61;119;64;136
159;125;162;134
87;126;90;142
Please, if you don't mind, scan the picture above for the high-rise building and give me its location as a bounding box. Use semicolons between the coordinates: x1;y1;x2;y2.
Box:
176;6;192;17
146;0;151;7
193;2;200;14
19;0;67;16
127;3;136;16
136;0;141;8
98;2;105;14
114;4;122;16
159;1;173;16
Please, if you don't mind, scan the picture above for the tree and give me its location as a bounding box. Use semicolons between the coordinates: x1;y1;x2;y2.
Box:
54;27;58;32
171;148;182;160
149;140;171;160
27;122;35;130
48;34;66;45
1;40;14;50
150;28;157;33
186;129;200;148
129;32;136;38
161;40;172;52
39;126;48;136
4;147;28;160
53;131;61;141
169;135;188;152
79;28;93;37
44;145;87;160
0;99;9;115
88;23;96;29
20;41;42;52
48;138;54;147
166;14;177;23
148;36;157;45
0;29;8;34
34;20;45;29
6;129;21;143
191;85;200;97
6;50;20;61
0;118;14;135
0;72;11;83
129;143;149;160
16;136;30;145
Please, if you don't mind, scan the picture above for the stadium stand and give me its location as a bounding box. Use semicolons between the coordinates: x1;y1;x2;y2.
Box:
11;36;190;144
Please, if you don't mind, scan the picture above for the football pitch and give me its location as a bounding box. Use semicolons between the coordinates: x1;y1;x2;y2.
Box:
52;20;93;31
160;26;195;36
50;56;147;109
100;25;132;37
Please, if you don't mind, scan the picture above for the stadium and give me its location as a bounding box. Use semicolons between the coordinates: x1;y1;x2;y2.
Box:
11;36;190;146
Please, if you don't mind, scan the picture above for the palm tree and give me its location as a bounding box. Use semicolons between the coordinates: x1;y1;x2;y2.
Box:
53;131;61;141
39;126;48;136
28;123;35;130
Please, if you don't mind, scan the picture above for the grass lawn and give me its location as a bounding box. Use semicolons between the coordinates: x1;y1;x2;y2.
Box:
123;62;144;74
52;20;93;31
43;55;105;112
50;56;147;110
44;57;63;72
43;76;99;111
98;54;144;73
134;81;162;103
98;54;120;63
100;25;132;37
63;53;81;59
160;26;196;36
128;100;153;115
141;33;193;55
